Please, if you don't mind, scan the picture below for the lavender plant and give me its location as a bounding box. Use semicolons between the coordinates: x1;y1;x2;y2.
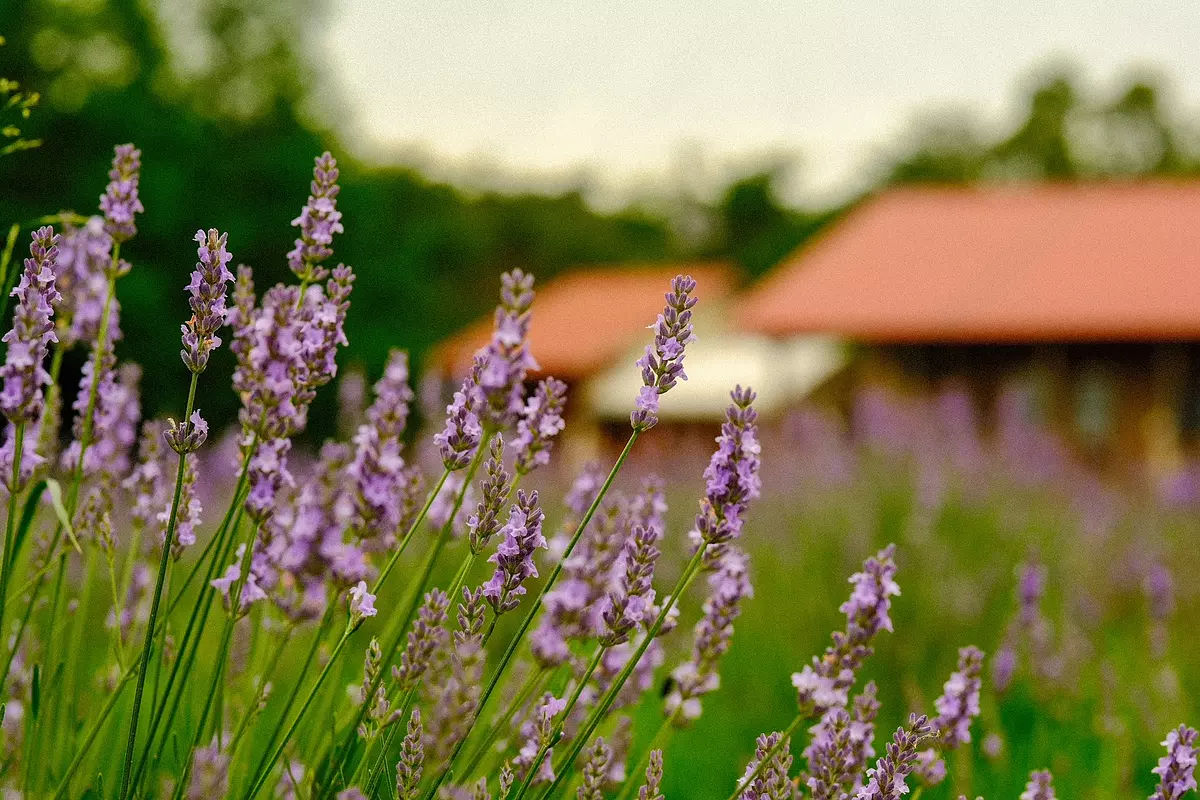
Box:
0;138;1188;800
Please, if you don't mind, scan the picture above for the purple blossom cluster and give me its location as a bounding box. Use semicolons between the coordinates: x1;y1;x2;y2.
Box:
53;217;114;348
691;386;761;568
855;715;935;800
466;436;510;555
631;274;697;431
99;143;144;243
513;377;567;474
1152;725;1198;800
287;152;343;282
737;731;794;800
1;227;60;425
348;349;416;541
479;269;538;428
483;490;546;614
435;357;485;470
61;358;141;478
181;229;235;374
1019;769;1057;800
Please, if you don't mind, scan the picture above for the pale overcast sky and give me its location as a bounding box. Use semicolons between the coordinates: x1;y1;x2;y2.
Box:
323;1;1200;204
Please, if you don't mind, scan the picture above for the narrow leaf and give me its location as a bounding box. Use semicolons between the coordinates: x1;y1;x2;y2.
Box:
45;478;82;554
30;663;39;720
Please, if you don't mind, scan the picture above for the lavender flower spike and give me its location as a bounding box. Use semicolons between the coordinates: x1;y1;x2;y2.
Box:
514;377;567;474
1;226;61;424
396;709;424;800
601;519;664;647
690;386;761;568
392;590;449;692
434;356;484;470
479;268;538;428
1019;770;1057;800
934;646;984;748
467;436;511;555
1151;725;1198;800
631;274;697;431
483;490;546;614
577;737;612;800
638;749;665;800
288;151;343;282
181;229;235;373
855;714;935;800
737;731;794;800
100;143;144;243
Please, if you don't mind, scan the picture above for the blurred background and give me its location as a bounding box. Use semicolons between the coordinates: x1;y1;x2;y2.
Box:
3;2;1200;796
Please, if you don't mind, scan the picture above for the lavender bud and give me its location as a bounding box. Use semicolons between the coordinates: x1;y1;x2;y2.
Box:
933;646;984;749
577;736;612;800
467;435;511;554
435;356;485;470
165;410;209;455
180;229;234;373
689;387;761;568
479;269;538;429
637;750;664;800
392;590;449;692
513;377;567;474
1;226;61;424
631;274;697;431
601;520;663;647
288;151;343;282
396;709;424;800
245;437;293;521
737;731;793;800
100;144;144;244
856;714;935;800
807;709;852;800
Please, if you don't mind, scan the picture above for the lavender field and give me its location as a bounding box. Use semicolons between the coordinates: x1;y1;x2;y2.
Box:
0;142;1193;800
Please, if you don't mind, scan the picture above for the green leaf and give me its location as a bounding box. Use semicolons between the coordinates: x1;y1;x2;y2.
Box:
10;478;46;567
44;478;82;554
30;663;39;720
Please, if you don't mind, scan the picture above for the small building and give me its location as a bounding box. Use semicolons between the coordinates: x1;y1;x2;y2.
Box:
428;262;844;468
738;182;1200;467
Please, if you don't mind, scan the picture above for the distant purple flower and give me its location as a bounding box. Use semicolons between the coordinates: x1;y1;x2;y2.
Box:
125;419;168;528
245;437;293;521
992;644;1016;693
210;544;266;615
1151;725;1198;800
513;377;566;474
483;490;546;614
100;144;144;243
631;274;697;431
666;546;752;722
1145;563;1175;621
348;350;414;539
61;359;141;479
855;714;935;800
1;227;60;424
435;357;484;470
186;736;229;799
933;646;984;748
690;386;761;568
514;694;567;785
478;269;538;428
600;517;663;647
287;152;343;282
54;217;114;348
348;580;377;623
181;229;235;373
807;708;853;800
578;736;612;800
1019;770;1057;800
160;455;201;559
638;750;664;800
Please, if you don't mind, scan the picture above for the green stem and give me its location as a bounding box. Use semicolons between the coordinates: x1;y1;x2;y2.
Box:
242;619;357;800
424;430;641;797
460;665;549;780
119;370;199;799
228;622;295;760
537;544;707;800
613;717;673;800
52;664;138;798
0;421;24;690
374;468;450;592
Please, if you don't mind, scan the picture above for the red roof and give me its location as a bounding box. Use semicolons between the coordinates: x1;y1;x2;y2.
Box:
739;183;1200;343
430;263;738;381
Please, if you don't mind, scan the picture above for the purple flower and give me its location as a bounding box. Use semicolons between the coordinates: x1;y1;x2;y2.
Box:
478;269;538;429
396;709;424;800
124;420;168;528
245;437;293;522
160;455;202;559
1;227;60;424
483;490;546;614
933;646;984;748
54;217;114;348
1151;725;1198;800
100;144;144;243
348;580;377;623
165;410;209;455
601;518;664;647
61;358;141;479
666;546;752;722
578;737;612;800
181;229;235;373
841;544;901;643
434;356;484;470
513;377;567;474
855;715;935;800
287;152;343;282
1019;770;1057;800
631;274;697;431
690;386;761;568
807;709;852;800
186;736;229;799
210;545;266;615
348;350;415;540
514;694;567;785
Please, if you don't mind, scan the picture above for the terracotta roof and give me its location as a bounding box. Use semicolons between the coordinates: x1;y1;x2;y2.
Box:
739;182;1200;343
430;262;738;381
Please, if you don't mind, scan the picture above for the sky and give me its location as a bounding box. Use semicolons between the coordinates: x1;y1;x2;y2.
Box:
323;1;1200;205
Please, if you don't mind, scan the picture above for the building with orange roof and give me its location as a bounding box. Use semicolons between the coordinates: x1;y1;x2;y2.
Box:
738;182;1200;465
